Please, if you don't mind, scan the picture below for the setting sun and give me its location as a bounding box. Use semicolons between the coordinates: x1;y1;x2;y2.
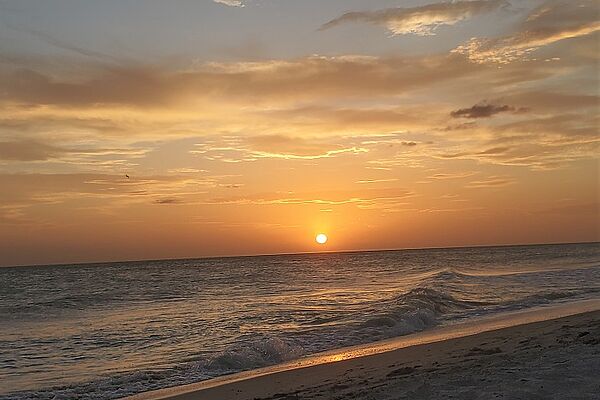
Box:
316;234;328;244
1;1;598;400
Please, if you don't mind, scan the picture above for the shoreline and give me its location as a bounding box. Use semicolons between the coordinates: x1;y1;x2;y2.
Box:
124;299;600;400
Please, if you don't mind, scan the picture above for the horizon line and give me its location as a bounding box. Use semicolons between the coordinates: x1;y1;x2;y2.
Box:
2;240;598;269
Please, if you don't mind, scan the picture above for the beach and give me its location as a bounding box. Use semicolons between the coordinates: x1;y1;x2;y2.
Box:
126;302;600;400
3;244;599;399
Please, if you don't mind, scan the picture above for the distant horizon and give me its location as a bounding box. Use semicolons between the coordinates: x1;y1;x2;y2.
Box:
3;240;598;269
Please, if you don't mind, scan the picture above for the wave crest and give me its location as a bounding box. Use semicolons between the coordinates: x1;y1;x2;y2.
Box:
360;287;479;334
208;337;304;372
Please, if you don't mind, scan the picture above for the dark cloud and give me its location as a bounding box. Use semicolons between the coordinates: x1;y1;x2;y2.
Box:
451;103;528;118
154;198;183;205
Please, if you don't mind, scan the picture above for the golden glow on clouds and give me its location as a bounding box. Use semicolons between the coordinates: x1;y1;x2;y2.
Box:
321;0;508;36
0;0;598;266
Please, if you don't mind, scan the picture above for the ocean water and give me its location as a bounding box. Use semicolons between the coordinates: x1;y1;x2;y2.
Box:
1;243;599;399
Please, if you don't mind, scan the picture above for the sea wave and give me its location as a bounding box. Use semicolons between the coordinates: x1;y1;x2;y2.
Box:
3;282;599;400
0;337;306;400
3;243;599;400
207;336;305;373
359;287;481;334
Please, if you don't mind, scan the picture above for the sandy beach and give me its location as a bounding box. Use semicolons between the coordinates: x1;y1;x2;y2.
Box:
125;301;600;400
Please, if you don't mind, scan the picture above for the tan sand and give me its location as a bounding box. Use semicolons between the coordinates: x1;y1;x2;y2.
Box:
125;300;600;400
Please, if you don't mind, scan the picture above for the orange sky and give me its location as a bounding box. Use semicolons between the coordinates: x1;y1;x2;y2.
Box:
0;0;598;266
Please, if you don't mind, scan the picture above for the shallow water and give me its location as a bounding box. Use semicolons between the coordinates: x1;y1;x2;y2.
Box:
1;243;599;399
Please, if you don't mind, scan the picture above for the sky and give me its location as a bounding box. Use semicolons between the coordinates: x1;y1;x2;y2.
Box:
0;0;598;266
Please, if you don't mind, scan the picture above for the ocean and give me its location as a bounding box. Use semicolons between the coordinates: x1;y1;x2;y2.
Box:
1;242;599;399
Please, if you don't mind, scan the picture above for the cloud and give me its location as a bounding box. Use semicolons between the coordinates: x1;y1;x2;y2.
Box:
465;175;515;188
494;114;599;141
154;198;183;204
0;11;597;179
191;134;370;162
1;52;563;111
0;139;67;161
247;135;369;159
451;102;528;118
0;139;147;165
488;91;599;113
0;55;480;108
356;178;398;184
260;106;447;138
437;111;600;169
454;0;600;63
0;170;256;229
206;188;414;209
251;146;368;160
4;23;122;63
213;0;245;7
246;134;341;157
428;172;477;180
1;68;174;107
320;0;507;36
0;172;221;208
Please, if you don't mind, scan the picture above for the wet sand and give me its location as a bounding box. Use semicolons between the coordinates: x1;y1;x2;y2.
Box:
125;301;600;400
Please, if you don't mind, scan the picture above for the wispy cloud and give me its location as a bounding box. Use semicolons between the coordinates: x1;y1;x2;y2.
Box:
191;135;369;162
356;178;398;184
0;139;148;164
206;188;414;208
0;55;485;107
213;0;245;7
154;197;184;205
454;0;600;63
428;172;477;180
4;23;122;63
0;139;67;161
251;147;368;160
466;175;515;188
320;0;507;36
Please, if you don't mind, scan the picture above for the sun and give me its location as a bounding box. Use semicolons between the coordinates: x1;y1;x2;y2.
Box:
315;233;328;244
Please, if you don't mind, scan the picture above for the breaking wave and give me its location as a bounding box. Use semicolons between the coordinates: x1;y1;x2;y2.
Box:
2;243;599;400
9;283;596;400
